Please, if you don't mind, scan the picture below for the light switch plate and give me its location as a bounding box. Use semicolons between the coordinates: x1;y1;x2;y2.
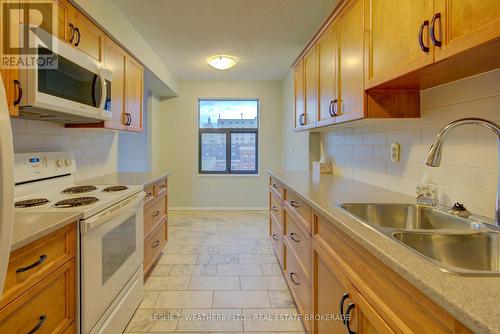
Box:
391;142;400;162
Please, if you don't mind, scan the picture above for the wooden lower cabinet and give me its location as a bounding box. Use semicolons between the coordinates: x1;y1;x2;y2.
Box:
0;224;77;334
144;177;169;278
268;177;472;334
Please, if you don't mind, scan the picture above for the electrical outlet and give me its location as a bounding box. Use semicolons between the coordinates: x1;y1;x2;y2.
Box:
391;142;400;162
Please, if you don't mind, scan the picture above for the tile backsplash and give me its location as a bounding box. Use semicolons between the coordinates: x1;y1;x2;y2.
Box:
322;69;500;218
11;119;118;181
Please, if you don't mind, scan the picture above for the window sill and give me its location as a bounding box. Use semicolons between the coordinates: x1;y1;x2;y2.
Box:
197;173;260;178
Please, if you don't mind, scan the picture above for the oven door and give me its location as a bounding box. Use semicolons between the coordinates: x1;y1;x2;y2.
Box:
80;192;144;334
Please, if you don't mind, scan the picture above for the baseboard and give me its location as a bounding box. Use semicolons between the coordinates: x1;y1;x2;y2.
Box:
169;206;268;211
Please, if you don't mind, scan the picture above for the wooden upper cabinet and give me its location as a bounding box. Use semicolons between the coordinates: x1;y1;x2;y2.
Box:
125;56;144;132
67;5;104;62
294;59;306;129
304;45;318;128
103;37;127;130
433;0;500;61
317;21;339;127
365;0;434;88
337;0;365;123
0;0;21;116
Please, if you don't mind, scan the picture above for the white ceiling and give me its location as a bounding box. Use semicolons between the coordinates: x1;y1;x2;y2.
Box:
113;0;338;81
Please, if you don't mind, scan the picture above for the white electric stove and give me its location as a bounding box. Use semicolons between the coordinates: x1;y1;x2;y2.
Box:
14;152;145;334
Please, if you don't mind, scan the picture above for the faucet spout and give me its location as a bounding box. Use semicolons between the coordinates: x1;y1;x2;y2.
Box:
424;118;500;226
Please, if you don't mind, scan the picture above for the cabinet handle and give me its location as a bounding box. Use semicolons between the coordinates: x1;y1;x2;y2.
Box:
271;183;278;189
74;27;81;46
16;255;47;273
418;20;430;53
13;79;22;105
145;191;153;198
339;292;349;325
298;113;305;126
272;206;278;212
152;240;160;248
27;314;47;334
289;272;301;285
430;12;442;47
152;211;160;217
345;303;356;334
290;232;301;243
332;99;338;116
68;23;75;43
290;200;300;208
272;233;279;241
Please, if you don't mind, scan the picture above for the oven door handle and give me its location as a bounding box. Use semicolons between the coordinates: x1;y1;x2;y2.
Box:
80;192;145;234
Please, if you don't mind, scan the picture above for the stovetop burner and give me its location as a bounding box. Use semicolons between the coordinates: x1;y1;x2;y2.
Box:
15;198;50;208
62;185;97;194
103;185;129;192
54;197;99;208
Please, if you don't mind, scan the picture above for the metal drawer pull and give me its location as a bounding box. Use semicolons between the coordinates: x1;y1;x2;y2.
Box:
290;232;300;242
145;192;153;198
272;206;279;212
16;255;47;273
27;315;46;334
339;292;349;325
13;79;22;105
152;211;160;217
272;234;279;241
271;183;278;189
430;12;442;46
152;240;160;248
74;27;81;46
289;272;301;285
290;200;300;208
345;303;356;334
418;20;430;53
68;23;75;43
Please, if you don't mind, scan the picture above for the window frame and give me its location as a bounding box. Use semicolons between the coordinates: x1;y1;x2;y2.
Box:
198;99;259;175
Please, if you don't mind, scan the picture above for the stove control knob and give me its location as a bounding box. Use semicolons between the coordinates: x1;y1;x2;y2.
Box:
56;159;64;168
65;159;72;166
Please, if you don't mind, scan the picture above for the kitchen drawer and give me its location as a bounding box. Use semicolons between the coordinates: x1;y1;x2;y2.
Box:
143;183;155;206
144;221;166;275
284;240;312;332
285;211;311;280
144;197;166;236
1;224;76;309
156;178;168;196
285;190;312;234
269;177;284;199
270;213;284;269
269;191;283;227
0;260;76;333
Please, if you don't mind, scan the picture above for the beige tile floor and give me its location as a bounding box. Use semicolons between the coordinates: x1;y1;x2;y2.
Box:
124;211;306;334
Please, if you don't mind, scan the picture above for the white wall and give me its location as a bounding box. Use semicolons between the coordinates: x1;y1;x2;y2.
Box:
152;81;283;209
11;119;117;181
313;70;499;218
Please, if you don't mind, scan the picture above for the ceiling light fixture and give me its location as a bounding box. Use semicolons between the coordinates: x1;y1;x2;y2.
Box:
207;55;238;70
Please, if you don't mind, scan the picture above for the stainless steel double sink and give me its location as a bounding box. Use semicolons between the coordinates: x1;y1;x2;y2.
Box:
338;203;500;275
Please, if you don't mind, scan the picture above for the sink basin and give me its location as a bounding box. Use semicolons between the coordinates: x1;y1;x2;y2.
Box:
392;231;500;275
338;203;482;231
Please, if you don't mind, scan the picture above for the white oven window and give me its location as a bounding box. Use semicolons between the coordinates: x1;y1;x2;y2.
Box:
102;215;137;284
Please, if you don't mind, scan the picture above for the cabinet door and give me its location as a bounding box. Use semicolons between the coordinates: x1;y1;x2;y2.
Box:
54;0;71;42
317;21;339;127
313;241;353;333
0;0;20;116
103;37;127;130
294;59;306;129
68;5;103;61
434;0;500;61
304;45;318;127
125;56;143;132
337;0;365;124
366;0;434;88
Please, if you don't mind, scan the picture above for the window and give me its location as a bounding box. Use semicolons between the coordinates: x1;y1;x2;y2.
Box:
199;99;259;174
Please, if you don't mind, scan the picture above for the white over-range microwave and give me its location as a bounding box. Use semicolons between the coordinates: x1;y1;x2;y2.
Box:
18;38;112;123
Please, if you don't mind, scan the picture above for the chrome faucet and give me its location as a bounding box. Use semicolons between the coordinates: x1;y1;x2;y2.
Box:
425;118;500;226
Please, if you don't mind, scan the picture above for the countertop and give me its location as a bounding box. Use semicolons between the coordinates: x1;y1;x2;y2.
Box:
268;170;500;334
78;171;171;187
12;211;82;251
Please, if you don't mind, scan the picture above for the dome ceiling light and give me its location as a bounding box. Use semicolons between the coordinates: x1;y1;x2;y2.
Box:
207;55;238;70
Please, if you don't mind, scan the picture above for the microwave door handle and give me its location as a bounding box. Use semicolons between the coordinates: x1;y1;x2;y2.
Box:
98;72;106;111
80;192;145;234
